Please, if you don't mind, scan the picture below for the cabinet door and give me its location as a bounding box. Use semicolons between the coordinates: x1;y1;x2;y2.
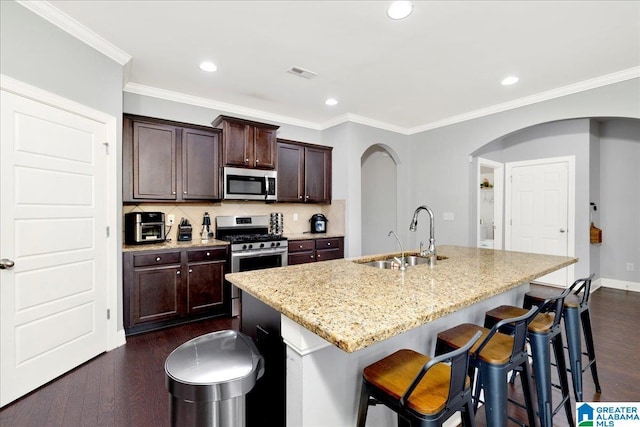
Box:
222;121;250;167
132;121;177;200
182;128;220;200
304;146;332;203
253;127;277;169
277;142;304;202
131;265;181;326
186;261;225;315
288;251;316;265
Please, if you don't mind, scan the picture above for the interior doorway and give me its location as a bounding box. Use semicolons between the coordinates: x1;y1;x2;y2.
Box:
477;158;504;249
361;145;397;255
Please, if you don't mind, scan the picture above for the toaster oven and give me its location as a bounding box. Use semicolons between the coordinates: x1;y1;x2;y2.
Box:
124;212;165;244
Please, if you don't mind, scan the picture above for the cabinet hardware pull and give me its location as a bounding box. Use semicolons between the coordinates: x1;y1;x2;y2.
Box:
176;270;181;275
298;195;303;199
206;252;210;256
156;257;161;262
256;159;259;163
189;269;193;273
305;195;309;199
172;191;176;194
183;191;187;194
245;158;249;162
327;243;331;246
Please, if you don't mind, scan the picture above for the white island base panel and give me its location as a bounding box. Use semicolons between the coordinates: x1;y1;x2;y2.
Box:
281;284;527;427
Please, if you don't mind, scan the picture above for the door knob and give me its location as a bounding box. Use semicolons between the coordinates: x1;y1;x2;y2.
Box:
559;228;566;233
1;258;15;270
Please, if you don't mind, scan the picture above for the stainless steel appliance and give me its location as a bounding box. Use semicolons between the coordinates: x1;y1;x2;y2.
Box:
309;213;328;233
223;167;277;201
216;215;288;316
124;212;165;244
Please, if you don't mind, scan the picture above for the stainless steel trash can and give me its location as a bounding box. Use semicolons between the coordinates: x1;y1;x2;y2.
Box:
165;330;265;427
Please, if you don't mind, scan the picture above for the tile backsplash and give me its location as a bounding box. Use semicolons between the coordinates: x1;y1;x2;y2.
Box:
123;200;346;241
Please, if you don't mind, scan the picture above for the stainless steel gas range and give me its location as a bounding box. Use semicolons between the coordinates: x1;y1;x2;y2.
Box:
215;215;288;316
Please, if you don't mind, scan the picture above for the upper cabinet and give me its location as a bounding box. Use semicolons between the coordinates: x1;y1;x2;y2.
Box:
277;139;332;204
123;114;221;202
212;115;279;170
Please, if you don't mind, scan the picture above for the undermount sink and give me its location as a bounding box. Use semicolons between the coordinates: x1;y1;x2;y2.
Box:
358;255;448;269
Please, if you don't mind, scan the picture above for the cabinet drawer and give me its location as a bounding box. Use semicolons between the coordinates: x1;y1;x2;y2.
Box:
187;247;227;262
288;240;315;253
316;247;343;262
133;251;181;267
288;251;315;265
315;238;342;250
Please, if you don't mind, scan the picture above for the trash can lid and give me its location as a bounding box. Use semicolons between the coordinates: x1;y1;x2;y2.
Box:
165;330;262;385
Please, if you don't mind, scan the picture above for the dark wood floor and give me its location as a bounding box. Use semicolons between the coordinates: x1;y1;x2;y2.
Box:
1;287;638;427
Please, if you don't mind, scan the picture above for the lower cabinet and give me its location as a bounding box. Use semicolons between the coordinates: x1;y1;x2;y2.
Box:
124;245;228;335
288;237;344;265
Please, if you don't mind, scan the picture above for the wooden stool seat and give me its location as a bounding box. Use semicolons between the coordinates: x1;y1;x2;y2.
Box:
529;282;581;307
363;349;469;414
486;305;555;333
435;323;514;364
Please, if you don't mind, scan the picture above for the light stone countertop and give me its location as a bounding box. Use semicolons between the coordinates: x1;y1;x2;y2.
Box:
122;238;229;252
225;245;576;353
285;232;345;241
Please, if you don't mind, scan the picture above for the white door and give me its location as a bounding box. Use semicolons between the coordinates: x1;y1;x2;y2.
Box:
0;89;108;407
506;158;574;286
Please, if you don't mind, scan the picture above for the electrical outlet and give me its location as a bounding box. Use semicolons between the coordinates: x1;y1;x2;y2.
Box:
167;214;175;226
627;263;635;272
293;213;298;221
443;212;455;221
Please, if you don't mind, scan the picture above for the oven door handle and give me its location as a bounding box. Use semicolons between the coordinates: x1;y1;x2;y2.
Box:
232;248;288;259
264;174;269;200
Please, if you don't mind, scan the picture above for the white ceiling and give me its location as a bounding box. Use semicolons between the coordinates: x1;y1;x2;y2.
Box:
38;1;640;133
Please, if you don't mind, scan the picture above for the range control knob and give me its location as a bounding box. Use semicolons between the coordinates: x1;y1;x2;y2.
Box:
276;242;281;247
260;243;265;248
242;244;248;250
248;244;253;250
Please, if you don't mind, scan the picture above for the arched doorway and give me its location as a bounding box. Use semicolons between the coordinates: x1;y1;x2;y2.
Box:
361;145;398;255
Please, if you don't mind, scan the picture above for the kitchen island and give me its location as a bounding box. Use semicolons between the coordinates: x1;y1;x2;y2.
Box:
226;245;576;427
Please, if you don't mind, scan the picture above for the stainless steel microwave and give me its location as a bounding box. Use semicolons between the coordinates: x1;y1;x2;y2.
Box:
223;166;277;201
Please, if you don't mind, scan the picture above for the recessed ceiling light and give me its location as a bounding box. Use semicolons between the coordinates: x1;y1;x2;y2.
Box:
199;61;218;72
501;76;519;86
387;1;413;20
325;98;338;106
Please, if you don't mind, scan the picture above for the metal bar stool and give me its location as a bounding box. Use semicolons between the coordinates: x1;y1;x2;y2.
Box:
523;275;600;401
484;287;574;427
357;331;482;427
435;308;539;427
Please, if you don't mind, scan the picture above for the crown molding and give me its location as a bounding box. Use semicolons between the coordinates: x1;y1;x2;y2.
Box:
124;82;323;130
17;0;131;66
407;67;640;135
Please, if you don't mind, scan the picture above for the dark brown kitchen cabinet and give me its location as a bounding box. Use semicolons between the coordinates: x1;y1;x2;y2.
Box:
185;248;226;315
123;114;221;202
123;245;228;335
212;115;279;169
277;139;332;203
287;237;344;265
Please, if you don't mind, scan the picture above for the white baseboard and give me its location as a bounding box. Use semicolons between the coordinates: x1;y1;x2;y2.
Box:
600;278;640;293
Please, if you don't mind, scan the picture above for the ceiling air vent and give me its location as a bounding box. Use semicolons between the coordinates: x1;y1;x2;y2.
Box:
287;66;317;79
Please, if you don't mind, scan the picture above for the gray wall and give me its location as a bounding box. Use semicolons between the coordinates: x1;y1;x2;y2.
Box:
0;1;122;118
407;79;640;255
589;122;601;279
599;119;640;286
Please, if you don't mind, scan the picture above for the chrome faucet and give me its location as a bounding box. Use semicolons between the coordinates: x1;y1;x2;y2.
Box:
387;230;406;271
410;205;436;267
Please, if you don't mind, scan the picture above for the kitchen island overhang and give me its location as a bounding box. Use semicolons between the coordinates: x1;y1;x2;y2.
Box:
226;246;577;427
226;245;577;353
